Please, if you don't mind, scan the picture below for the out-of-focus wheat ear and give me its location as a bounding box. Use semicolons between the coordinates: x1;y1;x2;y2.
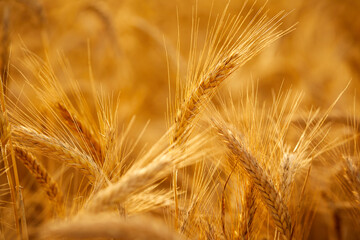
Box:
39;215;180;240
213;121;292;239
83;2;121;57
17;0;47;27
56;102;103;166
12;126;99;183
129;15;185;73
13;144;63;213
241;182;257;240
280;152;298;204
343;156;360;203
16;0;49;54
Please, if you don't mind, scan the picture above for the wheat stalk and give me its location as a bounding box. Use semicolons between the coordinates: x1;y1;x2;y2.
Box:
221;170;232;240
0;112;21;239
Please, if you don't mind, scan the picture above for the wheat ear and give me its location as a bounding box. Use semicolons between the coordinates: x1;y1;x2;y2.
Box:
173;10;294;144
56;102;103;166
87;153;176;212
13;144;63;209
241;182;257;240
213;122;292;239
87;134;206;212
221;170;232;240
12;126;99;182
83;2;121;56
343;156;360;202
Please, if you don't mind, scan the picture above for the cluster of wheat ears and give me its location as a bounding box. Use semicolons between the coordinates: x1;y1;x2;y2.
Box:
0;0;359;239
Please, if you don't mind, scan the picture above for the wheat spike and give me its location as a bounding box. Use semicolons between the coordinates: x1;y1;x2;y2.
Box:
87;133;207;212
241;182;257;240
56;102;103;166
343;156;360;203
173;7;294;143
12;126;99;182
213;122;292;239
13;144;63;209
280;151;298;205
87;152;179;212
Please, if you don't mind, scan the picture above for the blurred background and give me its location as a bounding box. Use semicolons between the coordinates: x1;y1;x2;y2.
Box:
1;0;359;141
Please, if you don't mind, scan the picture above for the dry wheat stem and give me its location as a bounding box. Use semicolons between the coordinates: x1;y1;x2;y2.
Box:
173;166;179;230
221;171;232;240
214;122;292;239
40;215;179;240
16;187;29;240
0;58;25;238
13;144;63;208
12;126;99;182
0;144;20;238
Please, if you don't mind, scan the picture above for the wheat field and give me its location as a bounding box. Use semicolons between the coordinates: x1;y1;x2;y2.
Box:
0;0;359;239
